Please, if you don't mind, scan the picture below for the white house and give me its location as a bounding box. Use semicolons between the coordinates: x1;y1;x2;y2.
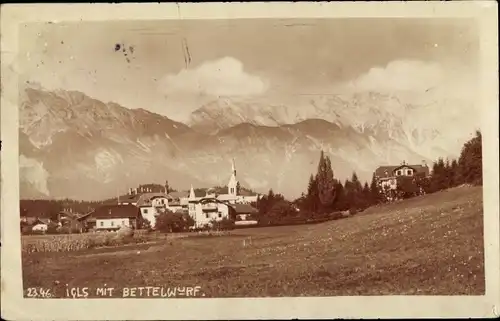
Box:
188;197;232;229
91;204;142;231
135;193;171;228
115;158;260;229
31;218;50;232
182;158;261;227
117;188;190;228
374;160;431;201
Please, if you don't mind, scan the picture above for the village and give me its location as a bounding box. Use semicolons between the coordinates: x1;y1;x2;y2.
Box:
20;155;436;235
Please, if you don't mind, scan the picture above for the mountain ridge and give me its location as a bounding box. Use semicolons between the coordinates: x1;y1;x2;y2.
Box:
18;84;477;201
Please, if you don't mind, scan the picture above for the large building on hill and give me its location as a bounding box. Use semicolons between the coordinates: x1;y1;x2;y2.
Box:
373;161;431;200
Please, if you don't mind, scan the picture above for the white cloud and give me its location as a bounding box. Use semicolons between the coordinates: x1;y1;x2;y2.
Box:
347;60;446;93
339;59;478;107
159;57;269;97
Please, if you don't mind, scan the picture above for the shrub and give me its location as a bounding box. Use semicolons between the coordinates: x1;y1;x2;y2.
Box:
258;200;298;226
21;225;33;235
155;211;195;233
46;223;60;234
142;218;153;231
58;226;72;234
209;218;235;231
396;176;421;199
117;225;134;238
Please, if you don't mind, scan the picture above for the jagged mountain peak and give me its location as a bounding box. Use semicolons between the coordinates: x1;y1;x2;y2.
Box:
18;85;478;201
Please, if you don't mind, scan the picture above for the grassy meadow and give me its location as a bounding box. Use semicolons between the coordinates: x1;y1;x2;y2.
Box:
22;186;484;297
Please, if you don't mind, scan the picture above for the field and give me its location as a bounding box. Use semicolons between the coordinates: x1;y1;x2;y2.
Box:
22;186;484;297
22;230;161;253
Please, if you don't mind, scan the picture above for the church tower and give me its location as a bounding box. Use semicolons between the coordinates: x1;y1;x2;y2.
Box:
227;158;239;197
189;184;195;199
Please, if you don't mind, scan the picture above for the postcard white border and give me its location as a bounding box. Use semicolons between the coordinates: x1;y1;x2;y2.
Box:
1;2;499;320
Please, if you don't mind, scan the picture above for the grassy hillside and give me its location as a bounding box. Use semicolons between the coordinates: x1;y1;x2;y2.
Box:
22;186;484;297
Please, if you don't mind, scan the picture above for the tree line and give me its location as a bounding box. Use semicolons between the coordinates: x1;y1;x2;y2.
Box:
252;130;483;225
20;130;482;228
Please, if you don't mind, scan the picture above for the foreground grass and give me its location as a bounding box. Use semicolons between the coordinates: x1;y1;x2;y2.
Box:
21;230;167;253
22;186;484;297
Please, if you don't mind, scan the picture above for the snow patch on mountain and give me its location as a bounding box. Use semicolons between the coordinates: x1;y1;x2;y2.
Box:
94;149;123;172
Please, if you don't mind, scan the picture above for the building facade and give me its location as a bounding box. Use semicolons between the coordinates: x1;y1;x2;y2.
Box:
185;159;260;228
116;158;261;229
373;161;431;201
91;204;142;231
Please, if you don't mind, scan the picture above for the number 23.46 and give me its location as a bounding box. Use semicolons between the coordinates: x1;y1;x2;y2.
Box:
25;287;53;298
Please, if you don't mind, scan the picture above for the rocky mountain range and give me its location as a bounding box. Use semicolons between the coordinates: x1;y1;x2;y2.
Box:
19;83;479;201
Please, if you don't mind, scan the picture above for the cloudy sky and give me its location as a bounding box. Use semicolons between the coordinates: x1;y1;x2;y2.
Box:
19;18;478;122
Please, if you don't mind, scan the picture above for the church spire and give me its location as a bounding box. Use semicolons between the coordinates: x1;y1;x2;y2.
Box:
189;184;195;199
228;158;238;197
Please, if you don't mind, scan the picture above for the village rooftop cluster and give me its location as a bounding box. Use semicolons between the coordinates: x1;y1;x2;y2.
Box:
21;156;436;234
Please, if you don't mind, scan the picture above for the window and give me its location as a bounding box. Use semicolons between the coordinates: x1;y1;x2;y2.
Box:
407;169;413;176
205;213;209;218
111;221;114;227
100;221;104;227
218;213;222;218
143;209;148;214
396;170;402;176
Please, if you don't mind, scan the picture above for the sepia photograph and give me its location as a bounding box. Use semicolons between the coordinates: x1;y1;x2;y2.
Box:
1;2;499;320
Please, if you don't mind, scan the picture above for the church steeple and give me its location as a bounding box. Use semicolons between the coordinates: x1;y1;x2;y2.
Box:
228;158;238;196
189;184;195;199
231;158;236;176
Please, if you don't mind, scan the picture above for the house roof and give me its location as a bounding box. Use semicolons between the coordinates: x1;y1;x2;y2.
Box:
76;212;93;221
91;205;141;219
35;218;50;225
396;164;430;176
238;189;258;196
374;166;399;178
59;210;76;217
374;164;429;178
118;193;142;204
136;193;169;207
60;210;87;220
21;217;38;224
194;190;207;197
168;191;189;199
216;194;238;201
230;203;258;214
